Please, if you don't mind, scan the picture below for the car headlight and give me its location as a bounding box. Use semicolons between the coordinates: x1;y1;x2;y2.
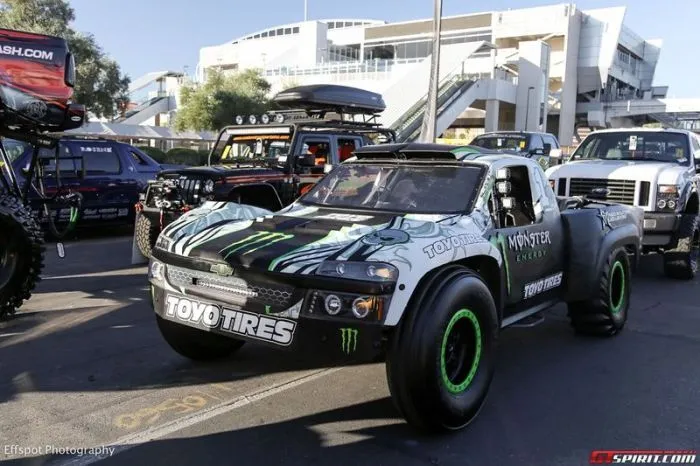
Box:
149;259;165;281
656;185;680;211
305;290;390;322
203;179;215;194
315;261;398;282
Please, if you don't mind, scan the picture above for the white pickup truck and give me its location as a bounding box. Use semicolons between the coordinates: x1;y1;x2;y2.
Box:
546;127;700;279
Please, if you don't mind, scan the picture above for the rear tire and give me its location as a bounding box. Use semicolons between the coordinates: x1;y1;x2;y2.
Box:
156;315;245;361
0;194;45;319
135;212;159;259
568;247;630;337
385;266;499;433
663;214;699;280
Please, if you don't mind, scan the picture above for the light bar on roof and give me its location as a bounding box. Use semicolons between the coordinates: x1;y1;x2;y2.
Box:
233;113;284;125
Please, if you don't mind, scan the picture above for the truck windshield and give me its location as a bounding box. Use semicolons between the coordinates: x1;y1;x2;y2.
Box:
300;163;484;214
572;132;691;164
210;132;292;164
471;135;528;152
1;138;30;163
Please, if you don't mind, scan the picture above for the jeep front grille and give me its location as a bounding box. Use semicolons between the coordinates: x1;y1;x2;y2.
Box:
175;177;203;205
568;178;637;205
166;265;295;309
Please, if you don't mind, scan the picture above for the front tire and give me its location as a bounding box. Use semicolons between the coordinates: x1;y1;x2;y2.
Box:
0;194;45;319
385;266;499;433
663;214;699;280
156;315;245;361
567;247;630;336
135;212;159;259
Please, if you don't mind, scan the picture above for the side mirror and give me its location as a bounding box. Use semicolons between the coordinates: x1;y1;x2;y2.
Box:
296;154;317;167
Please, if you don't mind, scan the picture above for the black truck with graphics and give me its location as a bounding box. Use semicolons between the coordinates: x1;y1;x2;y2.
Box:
133;84;395;259
147;143;643;433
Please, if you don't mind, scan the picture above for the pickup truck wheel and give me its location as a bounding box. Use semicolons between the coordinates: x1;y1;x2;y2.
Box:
0;194;45;320
155;315;245;361
568;247;630;337
135;212;159;259
385;267;498;432
663;214;699;280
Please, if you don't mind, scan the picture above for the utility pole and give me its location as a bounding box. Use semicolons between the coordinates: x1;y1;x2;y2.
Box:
419;0;443;143
304;0;308;21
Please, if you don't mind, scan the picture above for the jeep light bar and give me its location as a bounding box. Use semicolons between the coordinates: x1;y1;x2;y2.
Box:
234;113;286;125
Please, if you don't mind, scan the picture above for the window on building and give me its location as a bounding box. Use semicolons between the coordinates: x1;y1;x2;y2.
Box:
276;28;283;35
327;22;335;29
261;31;268;37
293;27;299;33
269;30;276;37
254;34;260;39
284;28;292;34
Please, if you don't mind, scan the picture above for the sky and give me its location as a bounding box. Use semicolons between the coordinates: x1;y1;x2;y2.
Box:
67;0;700;98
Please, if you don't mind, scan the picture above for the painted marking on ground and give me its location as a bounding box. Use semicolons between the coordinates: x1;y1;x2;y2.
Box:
52;368;341;466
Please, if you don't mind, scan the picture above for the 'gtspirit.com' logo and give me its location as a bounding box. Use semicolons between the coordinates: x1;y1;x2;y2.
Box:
590;450;697;464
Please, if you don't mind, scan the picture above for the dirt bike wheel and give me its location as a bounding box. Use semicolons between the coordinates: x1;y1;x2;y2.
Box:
0;194;45;319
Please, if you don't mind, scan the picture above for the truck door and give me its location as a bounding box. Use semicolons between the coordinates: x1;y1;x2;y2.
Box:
489;162;565;311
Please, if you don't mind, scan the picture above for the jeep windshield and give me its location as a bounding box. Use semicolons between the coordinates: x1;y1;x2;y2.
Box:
1;138;30;163
572;131;691;164
209;129;292;165
299;163;484;214
471;134;528;152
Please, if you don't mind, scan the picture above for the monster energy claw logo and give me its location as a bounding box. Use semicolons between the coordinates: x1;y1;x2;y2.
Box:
340;328;358;354
220;232;294;259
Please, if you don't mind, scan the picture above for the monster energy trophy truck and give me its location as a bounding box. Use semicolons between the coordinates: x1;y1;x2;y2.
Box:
147;143;644;432
546;127;700;279
0;28;86;318
133;84;396;260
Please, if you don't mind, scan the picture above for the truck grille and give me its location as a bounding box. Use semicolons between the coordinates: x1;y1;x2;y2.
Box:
166;265;296;310
568;178;637;205
174;176;204;205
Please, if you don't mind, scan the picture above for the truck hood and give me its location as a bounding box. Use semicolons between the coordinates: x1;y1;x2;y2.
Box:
547;159;688;185
159;165;284;178
158;203;487;276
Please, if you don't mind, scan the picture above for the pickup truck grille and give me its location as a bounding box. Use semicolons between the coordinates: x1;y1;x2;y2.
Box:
166;265;296;310
568;178;637;205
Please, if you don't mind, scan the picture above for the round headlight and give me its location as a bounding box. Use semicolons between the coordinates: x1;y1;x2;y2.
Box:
657;199;667;209
275;114;285;123
335;263;346;275
261;114;270;124
149;261;164;281
235;115;244;125
324;294;342;315
351;297;372;319
203;179;215;193
248;115;257;125
667;200;676;209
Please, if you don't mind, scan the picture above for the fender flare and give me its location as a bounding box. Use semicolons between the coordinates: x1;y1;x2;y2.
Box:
226;182;283;210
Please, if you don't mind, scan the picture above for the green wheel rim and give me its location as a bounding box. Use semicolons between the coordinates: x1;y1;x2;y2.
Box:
440;309;482;394
609;261;625;314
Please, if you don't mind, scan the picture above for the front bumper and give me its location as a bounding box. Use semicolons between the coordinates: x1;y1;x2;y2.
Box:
642;212;682;247
150;278;387;363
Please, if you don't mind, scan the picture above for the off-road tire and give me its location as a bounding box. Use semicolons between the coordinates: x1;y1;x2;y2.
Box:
385;266;499;433
135;212;159;259
155;315;245;361
567;247;630;337
0;194;45;319
663;214;699;280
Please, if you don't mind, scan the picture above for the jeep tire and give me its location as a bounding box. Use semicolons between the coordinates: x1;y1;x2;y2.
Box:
663;214;700;280
567;247;630;337
385;266;499;432
0;194;45;319
135;212;160;259
156;315;245;361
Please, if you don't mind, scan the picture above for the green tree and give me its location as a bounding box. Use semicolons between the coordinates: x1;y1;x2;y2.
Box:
174;68;273;132
0;0;131;119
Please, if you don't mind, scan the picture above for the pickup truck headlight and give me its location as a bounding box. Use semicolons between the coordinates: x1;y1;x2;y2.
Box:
656;185;680;211
305;290;391;322
203;179;215;194
149;259;165;281
316;261;398;282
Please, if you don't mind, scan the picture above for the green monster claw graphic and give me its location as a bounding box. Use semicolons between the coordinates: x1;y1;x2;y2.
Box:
340;328;358;354
489;233;512;295
265;305;272;314
221;232;294;259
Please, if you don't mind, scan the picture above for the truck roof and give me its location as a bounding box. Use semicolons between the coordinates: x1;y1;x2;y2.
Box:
588;127;693;135
352;142;532;165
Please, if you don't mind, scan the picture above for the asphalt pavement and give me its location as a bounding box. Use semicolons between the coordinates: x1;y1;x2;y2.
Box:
0;232;699;466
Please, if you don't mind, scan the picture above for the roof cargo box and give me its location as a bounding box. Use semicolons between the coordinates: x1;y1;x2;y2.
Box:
272;84;385;115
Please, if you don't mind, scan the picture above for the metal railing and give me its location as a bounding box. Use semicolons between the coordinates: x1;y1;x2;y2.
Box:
262;58;425;78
